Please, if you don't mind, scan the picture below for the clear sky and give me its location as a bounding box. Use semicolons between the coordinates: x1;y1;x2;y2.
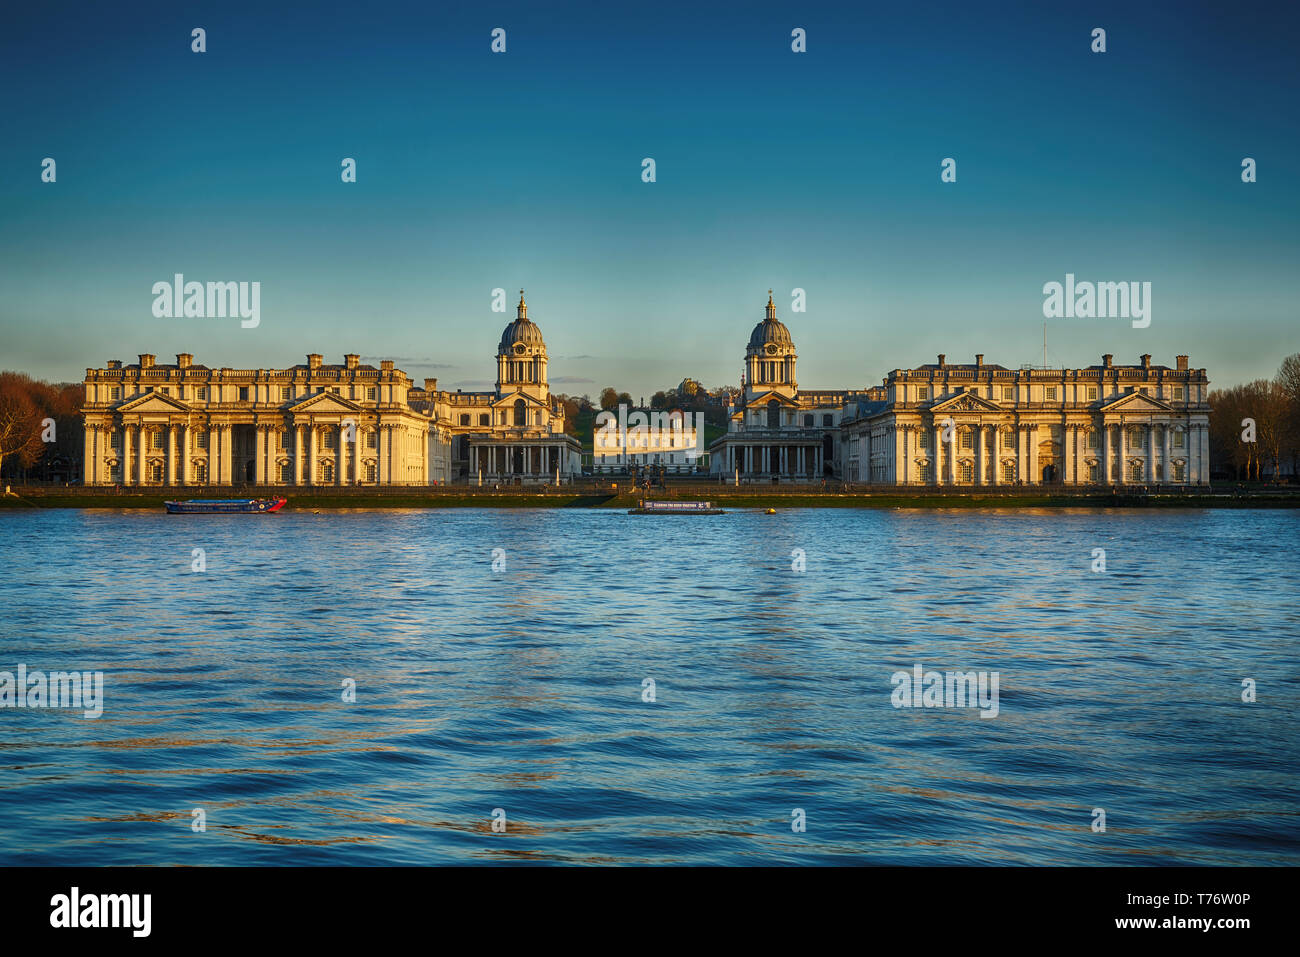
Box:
1;0;1296;399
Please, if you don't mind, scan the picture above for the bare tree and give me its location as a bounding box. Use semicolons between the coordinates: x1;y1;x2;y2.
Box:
0;373;45;480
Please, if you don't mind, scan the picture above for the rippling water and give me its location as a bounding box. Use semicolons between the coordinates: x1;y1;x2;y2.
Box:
0;507;1296;865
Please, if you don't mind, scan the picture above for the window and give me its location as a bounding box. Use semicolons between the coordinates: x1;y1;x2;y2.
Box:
1128;460;1144;482
822;414;832;427
959;462;974;483
150;463;163;483
960;430;973;450
1001;462;1015;483
918;464;932;483
281;387;292;401
1139;387;1149;395
238;387;249;401
479;414;490;426
365;463;377;482
196;386;207;400
1086;430;1098;450
150;431;164;450
1128;428;1145;450
195;430;208;449
278;462;292;483
917;387;929;401
367;387;377;401
109;386;122;400
1173;462;1186;482
460;414;470;426
194;463;207;484
804;414;813;427
323;432;337;451
918;431;929;451
1086;386;1098;401
1173;431;1184;449
1003;387;1015;400
159;387;169;396
366;431;378;449
330;387;340;395
1088;464;1099;482
320;462;334;483
1045;387;1057;401
1173;387;1184;400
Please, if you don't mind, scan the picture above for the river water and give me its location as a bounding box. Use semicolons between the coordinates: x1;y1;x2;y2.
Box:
0;507;1296;865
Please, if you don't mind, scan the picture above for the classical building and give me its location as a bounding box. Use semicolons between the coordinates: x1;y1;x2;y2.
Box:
710;295;1212;486
81;292;582;486
840;353;1212;486
709;293;882;481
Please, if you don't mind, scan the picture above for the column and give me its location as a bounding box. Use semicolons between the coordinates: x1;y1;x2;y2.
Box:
1063;427;1073;485
990;428;1000;486
1118;425;1128;483
137;426;148;485
901;430;911;485
308;425;318;485
293;426;304;485
254;427;266;485
975;427;984;485
1162;424;1171;483
354;428;363;485
1027;427;1038;485
932;426;943;485
336;424;346;485
1145;424;1156;484
1100;425;1110;485
949;430;958;485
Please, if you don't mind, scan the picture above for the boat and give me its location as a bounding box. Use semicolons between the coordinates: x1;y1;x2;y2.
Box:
164;497;287;514
628;500;725;515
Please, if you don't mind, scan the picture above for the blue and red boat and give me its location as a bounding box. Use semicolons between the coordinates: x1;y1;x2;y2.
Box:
164;497;287;514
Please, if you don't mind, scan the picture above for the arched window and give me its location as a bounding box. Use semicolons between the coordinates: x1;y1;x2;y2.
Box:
479;413;490;426
767;399;780;429
514;398;527;426
459;414;470;426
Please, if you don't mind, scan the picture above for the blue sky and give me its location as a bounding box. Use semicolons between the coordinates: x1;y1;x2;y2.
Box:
1;0;1296;398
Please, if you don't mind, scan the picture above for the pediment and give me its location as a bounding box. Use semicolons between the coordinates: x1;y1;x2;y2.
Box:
1100;391;1174;413
491;391;546;409
748;391;801;408
287;392;363;414
929;391;1002;413
116;392;192;413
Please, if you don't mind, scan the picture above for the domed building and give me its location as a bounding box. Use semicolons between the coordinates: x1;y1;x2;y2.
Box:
711;292;882;482
419;290;581;483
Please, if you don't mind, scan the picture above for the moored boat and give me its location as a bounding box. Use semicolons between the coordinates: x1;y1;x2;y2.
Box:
164;497;287;514
628;500;725;515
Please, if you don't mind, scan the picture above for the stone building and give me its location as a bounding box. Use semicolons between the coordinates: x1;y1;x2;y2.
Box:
709;294;1212;486
80;292;581;486
840;353;1212;486
708;293;882;481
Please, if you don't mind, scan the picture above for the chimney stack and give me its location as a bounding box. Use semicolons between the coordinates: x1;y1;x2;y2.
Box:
975;354;984;368
176;353;192;369
344;354;360;370
1102;354;1113;369
307;354;322;370
1176;355;1188;371
937;354;946;368
424;378;438;392
107;359;122;370
380;359;394;372
138;354;155;369
1140;354;1152;370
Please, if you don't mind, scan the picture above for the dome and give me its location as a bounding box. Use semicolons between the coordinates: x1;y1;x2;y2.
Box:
498;290;547;354
746;291;794;353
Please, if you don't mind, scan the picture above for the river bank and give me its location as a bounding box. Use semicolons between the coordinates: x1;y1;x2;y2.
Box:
4;485;1299;510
